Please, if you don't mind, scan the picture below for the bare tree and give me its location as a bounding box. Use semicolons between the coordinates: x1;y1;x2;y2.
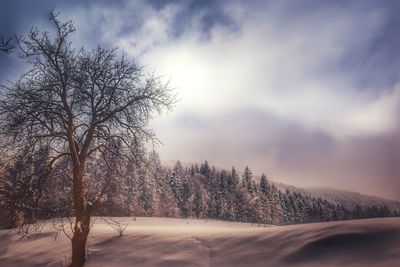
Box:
102;217;128;237
0;36;14;53
0;12;175;267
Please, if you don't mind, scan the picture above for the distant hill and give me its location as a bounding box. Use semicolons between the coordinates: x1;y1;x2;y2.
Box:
275;183;400;212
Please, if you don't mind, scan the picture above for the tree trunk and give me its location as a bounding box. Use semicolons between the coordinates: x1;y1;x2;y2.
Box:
71;229;88;267
70;166;91;267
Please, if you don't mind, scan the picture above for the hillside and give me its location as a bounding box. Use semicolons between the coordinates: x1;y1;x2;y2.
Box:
0;217;399;267
275;183;400;212
164;160;400;213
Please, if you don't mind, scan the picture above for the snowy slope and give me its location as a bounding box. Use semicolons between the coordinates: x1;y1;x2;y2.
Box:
0;217;399;267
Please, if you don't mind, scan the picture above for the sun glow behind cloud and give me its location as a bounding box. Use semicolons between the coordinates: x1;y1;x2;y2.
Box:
125;1;400;138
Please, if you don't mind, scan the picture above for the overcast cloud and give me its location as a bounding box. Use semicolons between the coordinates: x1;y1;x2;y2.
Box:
1;0;400;200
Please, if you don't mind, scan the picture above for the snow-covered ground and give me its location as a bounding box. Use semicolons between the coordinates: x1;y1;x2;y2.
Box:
0;217;399;266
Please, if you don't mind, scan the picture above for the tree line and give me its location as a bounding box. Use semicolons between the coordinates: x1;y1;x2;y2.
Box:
1;151;398;230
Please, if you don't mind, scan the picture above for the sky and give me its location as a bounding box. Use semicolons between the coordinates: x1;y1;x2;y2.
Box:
1;0;400;200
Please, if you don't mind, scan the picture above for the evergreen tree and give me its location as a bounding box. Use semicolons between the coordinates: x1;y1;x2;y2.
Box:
242;166;254;194
193;184;203;218
200;161;210;177
207;167;218;218
180;177;191;217
259;174;269;195
138;168;154;216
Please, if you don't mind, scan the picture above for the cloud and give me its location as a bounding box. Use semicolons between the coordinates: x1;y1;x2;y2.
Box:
4;1;399;139
107;0;397;138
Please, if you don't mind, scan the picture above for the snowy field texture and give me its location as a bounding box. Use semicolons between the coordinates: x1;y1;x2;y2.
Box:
0;217;399;267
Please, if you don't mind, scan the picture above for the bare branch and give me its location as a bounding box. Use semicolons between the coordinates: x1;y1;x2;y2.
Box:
102;217;128;237
0;36;14;53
